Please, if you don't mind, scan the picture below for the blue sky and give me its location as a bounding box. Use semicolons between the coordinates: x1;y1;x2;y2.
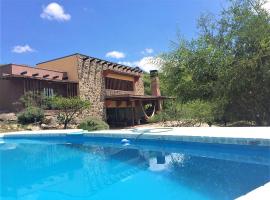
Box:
0;0;228;71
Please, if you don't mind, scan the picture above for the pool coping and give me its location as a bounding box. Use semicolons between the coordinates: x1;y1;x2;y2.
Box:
1;127;270;147
236;181;270;200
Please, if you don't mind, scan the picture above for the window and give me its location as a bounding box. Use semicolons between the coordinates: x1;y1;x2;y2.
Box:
43;88;54;97
105;77;134;91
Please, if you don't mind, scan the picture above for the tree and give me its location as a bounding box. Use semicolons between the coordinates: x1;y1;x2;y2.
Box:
51;96;90;129
161;0;270;125
143;73;152;95
19;91;55;110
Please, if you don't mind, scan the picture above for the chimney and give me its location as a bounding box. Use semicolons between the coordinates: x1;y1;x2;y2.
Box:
150;70;161;96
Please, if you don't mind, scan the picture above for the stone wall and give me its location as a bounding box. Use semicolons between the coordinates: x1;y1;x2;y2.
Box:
76;56;106;120
135;76;145;95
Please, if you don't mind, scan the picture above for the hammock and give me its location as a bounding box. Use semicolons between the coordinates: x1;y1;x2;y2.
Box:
140;102;156;120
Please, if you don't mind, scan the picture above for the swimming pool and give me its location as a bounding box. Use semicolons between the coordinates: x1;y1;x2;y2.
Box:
1;131;270;200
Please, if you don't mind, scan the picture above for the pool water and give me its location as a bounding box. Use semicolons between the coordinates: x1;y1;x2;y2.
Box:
0;137;270;200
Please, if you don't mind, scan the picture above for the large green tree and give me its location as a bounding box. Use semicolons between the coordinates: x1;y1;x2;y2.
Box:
161;0;270;125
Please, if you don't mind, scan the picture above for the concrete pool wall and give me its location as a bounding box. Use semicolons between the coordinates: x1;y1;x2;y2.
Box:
1;127;270;147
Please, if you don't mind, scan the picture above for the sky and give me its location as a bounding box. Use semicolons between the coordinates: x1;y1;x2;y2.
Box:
1;0;267;72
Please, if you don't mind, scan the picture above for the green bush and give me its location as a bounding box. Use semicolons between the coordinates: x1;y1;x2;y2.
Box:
51;96;91;129
147;100;215;126
78;117;109;131
17;107;44;124
179;100;215;125
147;112;172;123
19;91;57;110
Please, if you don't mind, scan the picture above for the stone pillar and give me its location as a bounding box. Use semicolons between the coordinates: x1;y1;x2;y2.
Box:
77;56;106;120
150;70;161;96
150;70;162;111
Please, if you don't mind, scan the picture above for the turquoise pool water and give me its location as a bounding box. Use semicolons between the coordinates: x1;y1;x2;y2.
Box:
0;136;270;200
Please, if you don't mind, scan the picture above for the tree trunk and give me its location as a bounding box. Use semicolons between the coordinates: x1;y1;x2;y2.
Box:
255;115;263;126
64;121;68;129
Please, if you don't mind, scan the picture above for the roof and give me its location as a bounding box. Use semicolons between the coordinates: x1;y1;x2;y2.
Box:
0;64;68;81
37;53;144;74
0;74;78;84
105;94;174;101
0;63;66;73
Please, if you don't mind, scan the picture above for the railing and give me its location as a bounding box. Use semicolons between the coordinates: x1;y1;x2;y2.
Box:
105;89;135;96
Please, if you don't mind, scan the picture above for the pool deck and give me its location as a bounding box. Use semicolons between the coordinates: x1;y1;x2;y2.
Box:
236;182;270;200
0;127;270;200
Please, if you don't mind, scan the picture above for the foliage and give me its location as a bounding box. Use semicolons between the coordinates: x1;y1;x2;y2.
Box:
19;91;54;109
78;117;109;131
160;0;270;125
51;96;90;129
143;73;152;95
148;100;215;126
17;106;44;124
147;111;173;123
178;100;215;125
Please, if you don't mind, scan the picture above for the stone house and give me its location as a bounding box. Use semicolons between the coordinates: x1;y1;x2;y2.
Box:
0;53;170;126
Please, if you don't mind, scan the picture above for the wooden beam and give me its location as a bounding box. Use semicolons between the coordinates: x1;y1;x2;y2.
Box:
116;101;122;107
132;107;135;126
20;71;27;75
43;74;49;78
32;73;39;77
82;56;89;61
134;69;140;72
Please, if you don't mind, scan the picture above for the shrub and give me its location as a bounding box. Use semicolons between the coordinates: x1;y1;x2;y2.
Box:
51;96;90;129
147;100;215;126
19;91;56;110
147;112;172;123
179;100;215;125
17;107;44;124
78;117;109;131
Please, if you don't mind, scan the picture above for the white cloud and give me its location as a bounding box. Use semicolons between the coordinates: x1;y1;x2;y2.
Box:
141;48;154;55
12;45;34;53
41;2;71;21
119;56;164;72
135;56;164;72
118;61;133;66
105;51;125;59
262;0;270;12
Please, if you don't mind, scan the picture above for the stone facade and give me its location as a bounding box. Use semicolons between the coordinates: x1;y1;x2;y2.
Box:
76;55;106;120
135;75;145;95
